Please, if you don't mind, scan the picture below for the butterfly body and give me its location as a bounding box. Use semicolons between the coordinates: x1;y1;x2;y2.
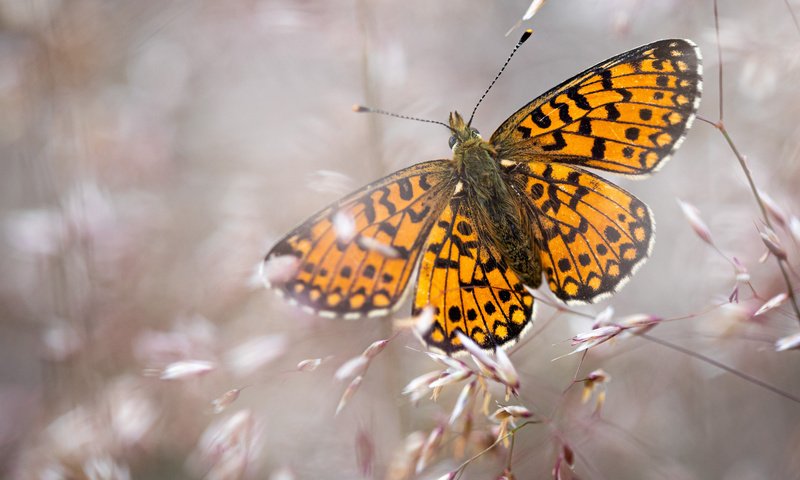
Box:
264;39;702;354
449;111;543;289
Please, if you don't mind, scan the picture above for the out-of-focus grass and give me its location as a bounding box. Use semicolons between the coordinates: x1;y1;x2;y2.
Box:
1;0;799;478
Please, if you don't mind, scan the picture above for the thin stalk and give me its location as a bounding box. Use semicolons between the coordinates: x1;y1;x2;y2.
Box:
505;427;517;472
713;0;724;121
718;123;800;322
638;332;800;404
697;117;800;325
708;0;800;325
453;420;539;479
782;0;800;37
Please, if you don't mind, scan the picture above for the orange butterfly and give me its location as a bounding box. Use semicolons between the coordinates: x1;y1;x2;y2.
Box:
263;36;702;354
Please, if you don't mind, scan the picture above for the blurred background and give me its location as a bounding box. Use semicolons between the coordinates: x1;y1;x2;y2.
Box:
1;0;800;478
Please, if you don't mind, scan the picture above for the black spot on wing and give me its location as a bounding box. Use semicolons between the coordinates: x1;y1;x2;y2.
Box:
600;69;613;89
531;108;551;128
398;177;413;200
591;138;606;159
605;104;620;121
578;117;592;135
435;258;459;269
542;131;567;152
407;205;431;223
378;222;397;236
362;196;376;223
566;86;591;110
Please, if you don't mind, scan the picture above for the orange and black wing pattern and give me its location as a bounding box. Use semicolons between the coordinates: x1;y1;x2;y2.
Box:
491;39;702;176
264;38;702;354
413;197;534;354
264;161;453;318
509;161;652;303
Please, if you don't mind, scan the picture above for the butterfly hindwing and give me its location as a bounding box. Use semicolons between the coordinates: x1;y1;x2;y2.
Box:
265;160;452;318
510;161;652;303
491;39;701;176
413;197;534;354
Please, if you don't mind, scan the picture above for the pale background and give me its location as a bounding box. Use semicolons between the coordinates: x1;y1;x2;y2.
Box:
1;0;800;478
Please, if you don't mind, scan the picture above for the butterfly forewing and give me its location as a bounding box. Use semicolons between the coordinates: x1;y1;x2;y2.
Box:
265;161;453;318
413;198;534;354
490;39;701;176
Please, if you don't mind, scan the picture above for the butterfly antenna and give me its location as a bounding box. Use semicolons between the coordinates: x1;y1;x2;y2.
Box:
353;105;455;133
467;29;533;127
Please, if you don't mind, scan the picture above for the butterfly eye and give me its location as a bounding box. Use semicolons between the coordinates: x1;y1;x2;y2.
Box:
471;128;480;135
448;135;457;149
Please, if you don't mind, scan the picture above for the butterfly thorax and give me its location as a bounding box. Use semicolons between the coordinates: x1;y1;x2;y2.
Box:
448;111;498;179
449;111;543;289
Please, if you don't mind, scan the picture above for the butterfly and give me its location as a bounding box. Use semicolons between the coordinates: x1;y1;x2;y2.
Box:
263;37;702;355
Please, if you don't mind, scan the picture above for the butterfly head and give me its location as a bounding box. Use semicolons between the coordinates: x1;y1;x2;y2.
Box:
448;111;483;151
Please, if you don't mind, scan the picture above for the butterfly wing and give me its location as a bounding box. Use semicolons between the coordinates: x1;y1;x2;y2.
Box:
506;161;652;303
413;197;534;354
264;160;453;318
490;39;702;176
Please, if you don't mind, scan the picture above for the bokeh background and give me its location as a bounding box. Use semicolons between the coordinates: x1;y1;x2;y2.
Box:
2;0;800;478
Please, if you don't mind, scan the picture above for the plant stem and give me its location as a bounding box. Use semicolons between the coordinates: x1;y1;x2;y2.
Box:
638;332;800;404
709;0;800;325
715;120;800;325
506;426;517;472
453;420;538;479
